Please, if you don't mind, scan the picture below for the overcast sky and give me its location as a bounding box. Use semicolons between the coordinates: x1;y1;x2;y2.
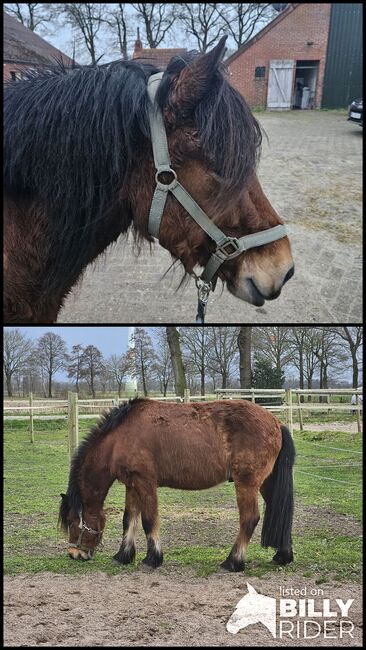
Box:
7;327;131;380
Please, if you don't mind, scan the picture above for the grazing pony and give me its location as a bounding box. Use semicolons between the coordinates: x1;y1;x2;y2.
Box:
4;37;294;323
59;398;295;572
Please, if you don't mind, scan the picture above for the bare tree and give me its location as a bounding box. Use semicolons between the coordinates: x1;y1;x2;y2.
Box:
166;327;186;397
331;326;363;389
177;3;227;52
66;344;84;394
180;327;210;396
80;345;105;398
4;3;56;33
35;332;67;398
132;328;157;396
217;3;275;49
237;326;252;388
253;327;292;377
132;3;177;48
107;352;133;397
103;3;133;60
151;329;173;397
3;329;34;397
206;327;239;388
60;3;107;64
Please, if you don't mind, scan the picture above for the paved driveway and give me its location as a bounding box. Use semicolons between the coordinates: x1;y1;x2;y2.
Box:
58;112;362;324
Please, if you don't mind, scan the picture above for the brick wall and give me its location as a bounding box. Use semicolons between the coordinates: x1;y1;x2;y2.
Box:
3;62;34;82
227;3;331;108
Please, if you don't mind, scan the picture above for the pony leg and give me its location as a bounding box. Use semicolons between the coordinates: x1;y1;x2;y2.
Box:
134;478;163;568
113;486;140;565
221;482;260;572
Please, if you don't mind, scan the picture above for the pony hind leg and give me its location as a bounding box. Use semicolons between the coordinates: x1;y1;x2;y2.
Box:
113;486;140;566
221;481;260;572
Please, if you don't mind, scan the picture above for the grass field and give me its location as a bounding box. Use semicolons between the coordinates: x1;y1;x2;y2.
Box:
4;417;362;583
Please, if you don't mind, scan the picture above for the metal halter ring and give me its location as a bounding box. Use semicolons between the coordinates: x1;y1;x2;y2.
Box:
155;167;178;191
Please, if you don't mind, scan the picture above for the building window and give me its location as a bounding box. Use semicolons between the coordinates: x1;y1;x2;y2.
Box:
10;70;22;81
255;66;265;79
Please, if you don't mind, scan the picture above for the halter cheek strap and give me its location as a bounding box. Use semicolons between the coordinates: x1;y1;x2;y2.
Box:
147;72;287;322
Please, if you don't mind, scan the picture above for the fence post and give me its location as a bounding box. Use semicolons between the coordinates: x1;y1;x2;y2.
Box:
29;392;34;443
285;388;293;435
183;388;190;403
296;392;303;431
114;396;119;408
356;394;361;434
68;391;79;461
251;388;255;403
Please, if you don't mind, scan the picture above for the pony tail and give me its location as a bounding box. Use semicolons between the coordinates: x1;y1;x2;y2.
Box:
261;425;295;552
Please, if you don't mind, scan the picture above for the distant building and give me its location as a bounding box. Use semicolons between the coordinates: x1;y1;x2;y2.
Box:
3;11;75;82
226;3;362;109
132;35;187;70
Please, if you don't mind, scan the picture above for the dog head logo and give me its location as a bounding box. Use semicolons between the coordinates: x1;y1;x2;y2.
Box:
226;583;276;637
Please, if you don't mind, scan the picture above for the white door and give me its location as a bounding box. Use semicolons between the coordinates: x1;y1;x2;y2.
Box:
267;60;295;109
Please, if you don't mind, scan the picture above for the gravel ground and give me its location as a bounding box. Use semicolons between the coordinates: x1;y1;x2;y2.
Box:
4;572;362;647
57;111;363;324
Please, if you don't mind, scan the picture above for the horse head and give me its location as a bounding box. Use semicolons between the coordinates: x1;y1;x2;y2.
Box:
131;37;294;307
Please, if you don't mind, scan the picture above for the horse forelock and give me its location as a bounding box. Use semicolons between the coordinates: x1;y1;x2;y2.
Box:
156;52;262;205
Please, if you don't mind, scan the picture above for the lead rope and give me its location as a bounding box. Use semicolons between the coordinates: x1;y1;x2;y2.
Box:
194;274;212;324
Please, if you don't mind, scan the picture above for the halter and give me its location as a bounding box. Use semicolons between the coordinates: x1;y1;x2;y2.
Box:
68;511;103;557
146;72;287;323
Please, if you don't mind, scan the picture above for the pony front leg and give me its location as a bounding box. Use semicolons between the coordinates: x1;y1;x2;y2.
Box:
221;482;260;572
135;478;163;568
113;486;140;565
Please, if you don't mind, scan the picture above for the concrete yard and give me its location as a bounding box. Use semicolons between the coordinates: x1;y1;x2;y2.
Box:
58;111;362;324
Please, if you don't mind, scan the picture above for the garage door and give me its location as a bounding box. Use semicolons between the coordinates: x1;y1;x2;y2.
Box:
267;60;295;109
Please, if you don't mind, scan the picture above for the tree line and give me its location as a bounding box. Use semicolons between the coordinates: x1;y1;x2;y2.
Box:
5;3;277;63
3;326;363;399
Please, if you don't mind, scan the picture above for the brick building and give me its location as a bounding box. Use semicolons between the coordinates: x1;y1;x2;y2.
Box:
226;3;362;109
3;11;75;82
132;36;187;69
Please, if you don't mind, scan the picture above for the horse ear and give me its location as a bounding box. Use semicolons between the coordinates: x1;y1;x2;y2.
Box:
60;492;68;502
170;36;227;116
247;582;258;595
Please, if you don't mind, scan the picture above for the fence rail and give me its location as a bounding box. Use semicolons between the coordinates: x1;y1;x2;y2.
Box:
4;388;363;444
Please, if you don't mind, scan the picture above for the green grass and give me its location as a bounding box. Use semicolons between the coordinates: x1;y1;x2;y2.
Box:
4;418;362;581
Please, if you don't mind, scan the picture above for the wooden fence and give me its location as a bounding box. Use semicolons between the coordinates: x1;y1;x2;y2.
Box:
4;388;362;455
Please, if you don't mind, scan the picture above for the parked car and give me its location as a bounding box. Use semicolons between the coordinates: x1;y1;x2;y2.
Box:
348;98;363;126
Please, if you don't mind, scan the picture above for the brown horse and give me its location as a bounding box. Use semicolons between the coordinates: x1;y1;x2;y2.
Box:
4;38;294;323
59;398;295;572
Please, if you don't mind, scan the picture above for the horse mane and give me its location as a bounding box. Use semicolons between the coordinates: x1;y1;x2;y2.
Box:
4;51;261;293
58;397;144;532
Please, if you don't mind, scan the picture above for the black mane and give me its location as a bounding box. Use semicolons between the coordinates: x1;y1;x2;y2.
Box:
58;398;143;532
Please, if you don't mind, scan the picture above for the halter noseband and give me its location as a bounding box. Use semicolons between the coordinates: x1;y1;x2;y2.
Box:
146;72;287;322
68;511;103;556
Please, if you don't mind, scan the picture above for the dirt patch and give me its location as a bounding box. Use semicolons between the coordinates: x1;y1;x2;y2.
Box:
293;422;361;434
4;571;362;646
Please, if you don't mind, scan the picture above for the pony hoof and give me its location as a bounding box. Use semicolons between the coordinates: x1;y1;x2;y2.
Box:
142;553;163;568
272;549;294;565
112;551;135;566
220;559;245;573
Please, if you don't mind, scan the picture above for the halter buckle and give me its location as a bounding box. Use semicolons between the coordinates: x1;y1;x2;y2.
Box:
216;237;241;260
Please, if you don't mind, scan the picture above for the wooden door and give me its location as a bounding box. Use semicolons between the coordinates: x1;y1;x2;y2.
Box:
267;60;295;109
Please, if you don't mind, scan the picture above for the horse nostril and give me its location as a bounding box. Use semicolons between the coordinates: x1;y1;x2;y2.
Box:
283;265;295;285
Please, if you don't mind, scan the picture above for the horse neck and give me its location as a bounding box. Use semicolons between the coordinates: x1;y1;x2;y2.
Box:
79;438;116;513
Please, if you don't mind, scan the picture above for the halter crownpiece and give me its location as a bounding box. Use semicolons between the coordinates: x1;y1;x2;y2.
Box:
146;72;287;322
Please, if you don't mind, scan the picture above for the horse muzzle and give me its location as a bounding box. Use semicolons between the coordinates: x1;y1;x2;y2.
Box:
68;546;94;561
